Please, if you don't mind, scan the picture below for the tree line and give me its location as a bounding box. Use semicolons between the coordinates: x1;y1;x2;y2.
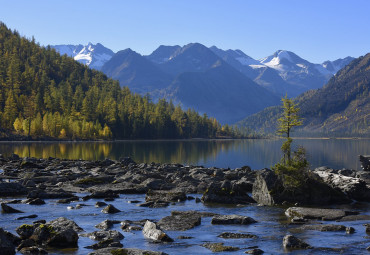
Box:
0;22;243;139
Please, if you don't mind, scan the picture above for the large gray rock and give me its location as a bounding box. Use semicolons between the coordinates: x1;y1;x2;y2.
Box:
283;235;312;249
48;217;84;232
157;214;201;231
142;221;173;242
101;204;121;214
201;181;255;204
211;214;256;225
0;227;15;255
285;207;357;221
252;169;350;206
84;230;124;241
314;167;370;201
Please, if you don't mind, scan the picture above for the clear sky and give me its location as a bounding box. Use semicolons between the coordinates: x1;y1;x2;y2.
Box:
1;0;369;63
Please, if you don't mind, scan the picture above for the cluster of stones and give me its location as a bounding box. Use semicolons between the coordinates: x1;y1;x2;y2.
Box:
0;154;370;254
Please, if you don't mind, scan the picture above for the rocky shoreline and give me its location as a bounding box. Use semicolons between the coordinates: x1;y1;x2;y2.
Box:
0;154;370;254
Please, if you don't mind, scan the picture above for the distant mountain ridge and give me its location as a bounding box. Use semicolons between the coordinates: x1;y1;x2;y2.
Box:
238;53;370;136
52;42;355;124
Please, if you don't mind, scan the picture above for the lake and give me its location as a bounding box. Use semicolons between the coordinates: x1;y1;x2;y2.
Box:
0;138;368;170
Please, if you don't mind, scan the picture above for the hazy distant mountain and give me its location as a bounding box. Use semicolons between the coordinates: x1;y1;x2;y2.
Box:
238;53;370;136
145;45;181;64
321;56;355;74
51;43;114;70
101;48;173;93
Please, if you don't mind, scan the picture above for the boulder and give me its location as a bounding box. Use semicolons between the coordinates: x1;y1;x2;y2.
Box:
201;181;255;204
85;239;123;250
283;235;312;249
0;182;28;196
95;201;107;208
0;227;16;255
1;203;23;213
95;220;120;230
245;248;264;255
313;167;370;201
285;207;356;221
101;204;121;214
16;224;34;239
211;214;256;225
157;214;201;231
171;210;218;218
252;169;350;206
48;217;83;232
142;221;173;242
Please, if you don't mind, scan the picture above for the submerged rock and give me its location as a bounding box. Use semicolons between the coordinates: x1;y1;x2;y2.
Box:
217;232;257;239
142;221;173;242
292;224;347;232
211;214;256;225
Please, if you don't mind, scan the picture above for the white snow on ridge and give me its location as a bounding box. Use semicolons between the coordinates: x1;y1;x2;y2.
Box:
236;57;260;66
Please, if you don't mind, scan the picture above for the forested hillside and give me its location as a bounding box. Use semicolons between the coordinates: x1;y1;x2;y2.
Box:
239;54;369;136
0;22;239;140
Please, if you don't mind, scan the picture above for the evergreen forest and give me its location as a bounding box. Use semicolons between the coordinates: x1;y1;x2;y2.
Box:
0;23;242;140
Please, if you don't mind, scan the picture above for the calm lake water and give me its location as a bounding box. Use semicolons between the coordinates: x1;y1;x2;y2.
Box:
0;138;369;170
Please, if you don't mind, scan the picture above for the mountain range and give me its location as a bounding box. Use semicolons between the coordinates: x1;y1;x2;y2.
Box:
238;53;370;136
51;43;355;124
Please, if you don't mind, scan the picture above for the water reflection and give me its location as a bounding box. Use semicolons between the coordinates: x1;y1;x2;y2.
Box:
0;139;368;170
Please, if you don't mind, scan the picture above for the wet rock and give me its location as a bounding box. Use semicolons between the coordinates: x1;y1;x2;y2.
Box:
177;236;193;239
16;215;37;220
95;220;120;230
346;227;355;234
24;198;45;205
157;214;201;231
285;207;356;221
245;248;264;255
138;201;169;208
83;190;119;200
283;235;312;249
48;217;83;232
101;204;121;214
195;197;201;203
84;230;124;242
85;238;123;250
142;220;173;242
201;242;240;252
88;248;168;255
19;246;48;255
1;203;23;213
292;224;347;232
0;227;16;255
27;189;75;199
252;169;350;206
359;155;370;171
0;182;28;196
314;167;370;201
145;190;187;203
17;239;36;250
16;224;34;239
338;215;370;221
120;157;136;166
218;232;257;239
95;201;107;208
211;214;257;225
364;223;370;234
201;181;255;204
56;197;79;204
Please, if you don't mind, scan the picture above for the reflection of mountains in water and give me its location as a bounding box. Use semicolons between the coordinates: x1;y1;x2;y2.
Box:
1;139;368;170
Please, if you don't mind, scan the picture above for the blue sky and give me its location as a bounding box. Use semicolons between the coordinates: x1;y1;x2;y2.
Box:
1;0;369;63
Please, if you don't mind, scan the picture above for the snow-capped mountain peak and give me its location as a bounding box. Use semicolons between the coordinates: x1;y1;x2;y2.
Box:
51;43;114;70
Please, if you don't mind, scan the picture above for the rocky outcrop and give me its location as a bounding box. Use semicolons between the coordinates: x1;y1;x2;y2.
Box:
252;169;351;206
283;235;312;249
0;182;28;196
211;214;256;225
313;167;370;201
142;221;173;242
